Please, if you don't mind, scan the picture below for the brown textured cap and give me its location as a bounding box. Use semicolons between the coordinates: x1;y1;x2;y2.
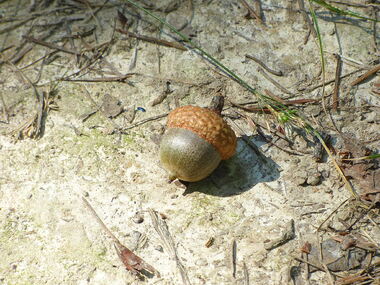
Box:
167;105;237;160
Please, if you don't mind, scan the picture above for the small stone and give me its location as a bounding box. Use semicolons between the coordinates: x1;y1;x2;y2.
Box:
124;104;136;123
324;187;333;194
195;258;208;266
132;212;144;224
307;173;321;186
294;170;308;185
130;231;142;243
321;169;330;179
363;111;377;123
155;245;163;252
101;94;122;118
292;158;301;164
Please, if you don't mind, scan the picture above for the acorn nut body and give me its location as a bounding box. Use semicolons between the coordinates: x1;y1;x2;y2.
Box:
159;105;237;182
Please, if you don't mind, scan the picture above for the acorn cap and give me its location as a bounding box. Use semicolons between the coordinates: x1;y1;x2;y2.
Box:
167;105;237;160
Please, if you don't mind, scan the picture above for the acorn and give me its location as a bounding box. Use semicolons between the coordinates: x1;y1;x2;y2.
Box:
159;96;237;182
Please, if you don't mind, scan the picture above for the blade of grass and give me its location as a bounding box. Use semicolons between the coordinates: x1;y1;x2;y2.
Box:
309;2;326;113
311;0;379;22
342;153;380;161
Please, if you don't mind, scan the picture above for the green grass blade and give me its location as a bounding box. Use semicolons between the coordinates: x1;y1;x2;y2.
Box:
309;3;325;82
368;153;380;159
342;153;380;161
311;0;378;22
309;0;329;118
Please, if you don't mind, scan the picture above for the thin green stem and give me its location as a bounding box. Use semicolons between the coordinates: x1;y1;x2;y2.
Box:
309;1;327;115
311;0;379;22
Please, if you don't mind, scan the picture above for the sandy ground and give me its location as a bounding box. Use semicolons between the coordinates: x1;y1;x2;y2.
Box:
0;0;379;284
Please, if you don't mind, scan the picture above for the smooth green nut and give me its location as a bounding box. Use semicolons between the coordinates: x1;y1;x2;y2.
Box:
160;128;221;182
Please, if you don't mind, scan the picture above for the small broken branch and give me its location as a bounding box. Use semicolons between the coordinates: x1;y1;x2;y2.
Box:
257;67;291;94
82;197;160;277
0;92;9;123
149;209;191;285
23;35;82;56
122;113;168;131
231;240;237;278
245;54;283;76
239;0;263;24
293;256;341;277
265;220;295;251
117;29;187;51
332;54;342;110
297;0;317;38
229;98;317;113
300;69;364;92
60;73;134;82
350;64;380;86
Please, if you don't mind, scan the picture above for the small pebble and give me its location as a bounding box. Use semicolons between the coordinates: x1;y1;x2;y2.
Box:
363;111;377;123
130;230;142;242
195;258;208;266
294;170;308;185
159;213;168;220
132;212;144;224
155;245;163;252
307;173;321;186
321;170;330;179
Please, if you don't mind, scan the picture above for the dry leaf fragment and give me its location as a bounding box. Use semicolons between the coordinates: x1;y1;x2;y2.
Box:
82;198;160;277
114;244;160;277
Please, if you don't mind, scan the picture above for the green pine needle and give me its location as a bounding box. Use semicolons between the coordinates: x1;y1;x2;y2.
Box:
311;0;378;22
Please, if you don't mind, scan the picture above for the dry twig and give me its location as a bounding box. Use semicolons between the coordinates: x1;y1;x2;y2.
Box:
149;209;191;285
231;240;237;278
300;69;364;92
246;54;283;76
239;0;263;24
265;220;295;251
61;73;134;83
82;198;160;277
350;64;380;86
117;29;187;51
257;67;291;94
332;54;342;110
23;35;82;56
243;262;250;285
122;113;168;131
297;0;317;38
0;92;9;123
293;256;342;278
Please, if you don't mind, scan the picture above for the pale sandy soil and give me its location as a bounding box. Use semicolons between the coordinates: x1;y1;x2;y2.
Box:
0;1;379;284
